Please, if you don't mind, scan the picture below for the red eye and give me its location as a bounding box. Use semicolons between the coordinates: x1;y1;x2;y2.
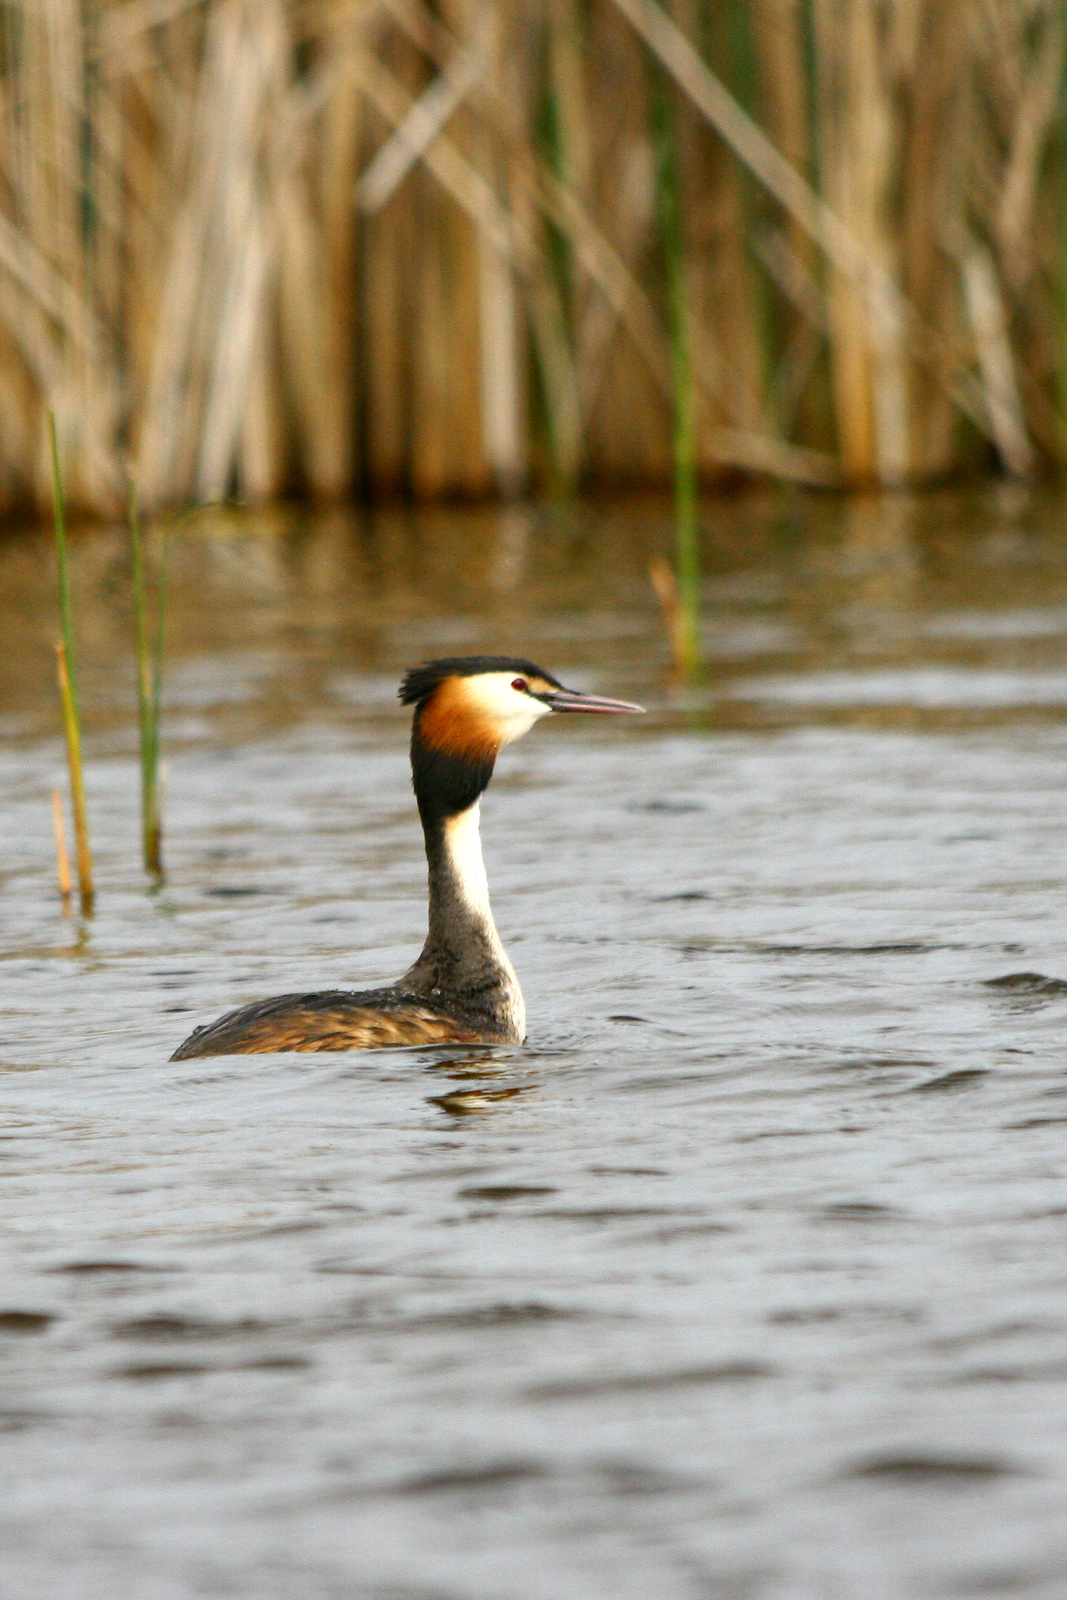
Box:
511;678;528;692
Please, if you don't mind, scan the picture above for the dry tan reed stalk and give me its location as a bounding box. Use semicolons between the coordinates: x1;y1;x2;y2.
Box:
898;0;965;477
649;554;691;679
995;8;1064;295
356;34;488;213
961;242;1033;478
51;786;73;910
475;13;526;494
811;0;900;481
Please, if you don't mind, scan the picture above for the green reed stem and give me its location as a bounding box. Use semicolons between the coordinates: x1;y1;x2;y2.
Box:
50;412;78;708
151;523;169;778
647;64;700;678
532;23;580;498
50;414;93;912
1056;41;1067;462
55;640;93;912
129;484;166;877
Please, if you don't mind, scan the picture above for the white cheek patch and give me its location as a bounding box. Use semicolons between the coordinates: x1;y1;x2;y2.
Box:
461;672;553;744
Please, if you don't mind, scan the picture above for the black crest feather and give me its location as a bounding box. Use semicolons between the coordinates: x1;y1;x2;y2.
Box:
399;656;561;707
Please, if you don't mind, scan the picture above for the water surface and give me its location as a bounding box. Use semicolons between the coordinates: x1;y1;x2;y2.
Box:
4;489;1067;1598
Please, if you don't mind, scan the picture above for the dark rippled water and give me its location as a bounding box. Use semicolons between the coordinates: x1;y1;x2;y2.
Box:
4;489;1067;1598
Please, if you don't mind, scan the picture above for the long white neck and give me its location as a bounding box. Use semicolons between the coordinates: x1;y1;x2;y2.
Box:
442;803;493;923
402;801;525;1041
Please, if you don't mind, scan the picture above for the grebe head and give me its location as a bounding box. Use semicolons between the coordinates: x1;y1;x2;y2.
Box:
401;656;643;752
400;656;644;821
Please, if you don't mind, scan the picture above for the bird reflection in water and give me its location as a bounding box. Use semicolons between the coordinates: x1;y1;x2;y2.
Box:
423;1049;538;1115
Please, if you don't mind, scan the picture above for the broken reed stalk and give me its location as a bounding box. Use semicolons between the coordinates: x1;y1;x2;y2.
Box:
647;63;700;679
51;787;73;912
50;414;93;913
129;487;166;877
649;555;689;679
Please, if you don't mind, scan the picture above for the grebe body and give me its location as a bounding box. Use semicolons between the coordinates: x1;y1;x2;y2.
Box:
172;658;642;1058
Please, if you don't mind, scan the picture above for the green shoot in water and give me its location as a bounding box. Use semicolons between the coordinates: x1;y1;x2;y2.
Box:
647;63;700;679
129;485;168;877
1055;42;1067;460
49;412;94;911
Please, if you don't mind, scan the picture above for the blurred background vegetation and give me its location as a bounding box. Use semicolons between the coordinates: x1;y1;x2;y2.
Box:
0;0;1064;517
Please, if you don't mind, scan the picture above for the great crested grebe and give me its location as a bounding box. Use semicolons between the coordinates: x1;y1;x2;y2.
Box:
172;657;643;1057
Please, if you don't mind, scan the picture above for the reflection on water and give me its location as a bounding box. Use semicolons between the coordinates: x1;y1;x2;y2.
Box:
4;489;1067;1597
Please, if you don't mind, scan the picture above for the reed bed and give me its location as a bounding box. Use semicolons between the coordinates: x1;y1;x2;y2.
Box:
0;0;1064;515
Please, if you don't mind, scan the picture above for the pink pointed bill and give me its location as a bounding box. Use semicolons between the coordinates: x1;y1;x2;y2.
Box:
541;687;645;714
